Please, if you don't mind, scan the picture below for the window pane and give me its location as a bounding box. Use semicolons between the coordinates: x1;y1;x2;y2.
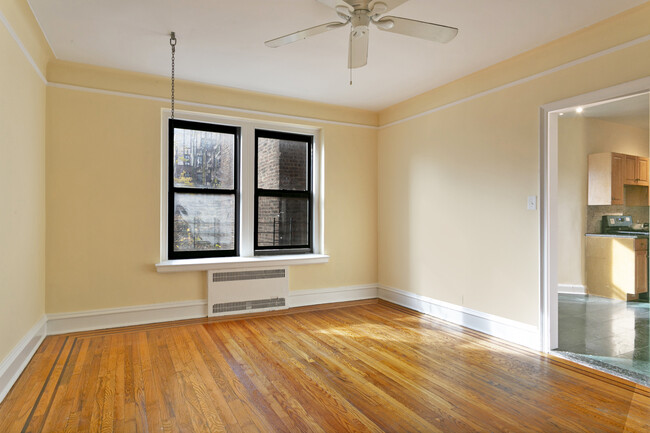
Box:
257;137;308;191
173;128;234;189
173;193;235;252
257;196;309;247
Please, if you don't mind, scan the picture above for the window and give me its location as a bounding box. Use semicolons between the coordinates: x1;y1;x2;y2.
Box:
163;113;320;262
255;130;313;254
168;119;240;259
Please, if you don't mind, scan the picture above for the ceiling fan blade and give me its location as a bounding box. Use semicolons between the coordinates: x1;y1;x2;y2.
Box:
265;22;347;48
368;0;409;15
348;28;369;69
375;16;458;43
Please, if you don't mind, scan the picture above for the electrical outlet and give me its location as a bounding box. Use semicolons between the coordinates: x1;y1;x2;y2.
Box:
527;196;537;210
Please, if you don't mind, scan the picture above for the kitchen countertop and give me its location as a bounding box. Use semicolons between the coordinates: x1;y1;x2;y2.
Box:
585;233;648;238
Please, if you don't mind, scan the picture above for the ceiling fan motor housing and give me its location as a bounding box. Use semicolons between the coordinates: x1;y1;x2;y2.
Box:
346;0;371;9
351;11;371;37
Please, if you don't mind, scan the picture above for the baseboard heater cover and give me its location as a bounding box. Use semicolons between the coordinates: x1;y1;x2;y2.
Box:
212;298;286;314
207;267;289;317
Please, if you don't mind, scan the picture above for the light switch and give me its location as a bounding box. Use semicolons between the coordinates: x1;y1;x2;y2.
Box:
527;196;537;210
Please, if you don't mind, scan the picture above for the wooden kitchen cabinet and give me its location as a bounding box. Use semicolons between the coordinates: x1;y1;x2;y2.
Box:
624;155;649;186
624;155;637;184
588;152;649;205
637;157;649;185
586;235;648;301
588;152;625;205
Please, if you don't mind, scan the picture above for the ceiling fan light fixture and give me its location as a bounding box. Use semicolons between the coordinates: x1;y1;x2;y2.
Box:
352;27;369;38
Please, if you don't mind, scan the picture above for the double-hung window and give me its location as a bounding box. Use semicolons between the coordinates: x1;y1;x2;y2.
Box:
168;119;240;259
164;113;319;262
255;130;313;254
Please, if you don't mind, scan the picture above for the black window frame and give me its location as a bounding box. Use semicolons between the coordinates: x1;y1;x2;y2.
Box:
254;129;313;255
168;118;240;259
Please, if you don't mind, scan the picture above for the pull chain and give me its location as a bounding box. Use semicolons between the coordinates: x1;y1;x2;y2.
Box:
349;67;352;86
170;32;177;119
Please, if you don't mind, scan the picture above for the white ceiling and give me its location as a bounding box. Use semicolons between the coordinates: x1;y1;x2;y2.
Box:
28;0;646;111
563;93;650;129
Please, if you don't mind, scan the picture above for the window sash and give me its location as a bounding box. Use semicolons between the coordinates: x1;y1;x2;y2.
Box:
168;119;240;259
254;130;313;253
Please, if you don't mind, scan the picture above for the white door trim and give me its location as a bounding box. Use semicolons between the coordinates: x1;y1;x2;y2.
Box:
540;76;650;353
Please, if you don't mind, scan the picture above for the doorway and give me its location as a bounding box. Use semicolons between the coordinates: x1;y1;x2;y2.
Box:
541;78;650;385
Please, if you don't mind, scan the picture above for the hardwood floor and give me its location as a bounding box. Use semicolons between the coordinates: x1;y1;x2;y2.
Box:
1;300;649;432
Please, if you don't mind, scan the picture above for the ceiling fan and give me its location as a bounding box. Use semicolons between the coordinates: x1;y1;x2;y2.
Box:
264;0;458;69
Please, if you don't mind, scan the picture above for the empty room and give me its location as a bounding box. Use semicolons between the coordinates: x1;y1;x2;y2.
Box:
1;0;650;431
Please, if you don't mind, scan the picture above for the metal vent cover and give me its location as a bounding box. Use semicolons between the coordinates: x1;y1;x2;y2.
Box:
212;269;286;283
212;297;286;314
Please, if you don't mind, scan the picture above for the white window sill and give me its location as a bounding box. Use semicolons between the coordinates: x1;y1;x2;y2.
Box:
155;254;329;273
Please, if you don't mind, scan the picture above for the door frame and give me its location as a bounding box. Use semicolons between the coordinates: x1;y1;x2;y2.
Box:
539;77;650;352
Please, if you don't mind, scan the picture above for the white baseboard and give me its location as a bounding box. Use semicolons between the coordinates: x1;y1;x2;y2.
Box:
47;300;208;335
47;285;540;348
558;284;587;294
0;315;47;404
288;284;378;308
46;284;380;335
377;285;540;351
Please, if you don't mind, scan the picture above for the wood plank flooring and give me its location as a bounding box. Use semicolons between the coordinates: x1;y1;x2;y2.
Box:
1;299;649;432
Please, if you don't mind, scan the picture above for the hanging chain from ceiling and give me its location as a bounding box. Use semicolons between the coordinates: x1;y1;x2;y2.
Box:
170;32;177;119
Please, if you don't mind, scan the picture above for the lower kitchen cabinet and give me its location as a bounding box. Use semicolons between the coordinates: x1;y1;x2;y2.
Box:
585;236;648;301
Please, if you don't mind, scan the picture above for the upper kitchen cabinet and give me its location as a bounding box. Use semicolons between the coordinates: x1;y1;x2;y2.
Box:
639;157;650;185
624;154;649;186
588;152;649;205
588;152;625;205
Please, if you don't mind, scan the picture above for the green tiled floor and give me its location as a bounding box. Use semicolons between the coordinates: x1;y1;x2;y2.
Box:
553;294;649;386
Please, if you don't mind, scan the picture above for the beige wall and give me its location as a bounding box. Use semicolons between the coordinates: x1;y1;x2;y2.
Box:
377;3;650;327
558;116;649;287
45;67;378;313
4;0;650;348
0;1;51;361
558;117;588;288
